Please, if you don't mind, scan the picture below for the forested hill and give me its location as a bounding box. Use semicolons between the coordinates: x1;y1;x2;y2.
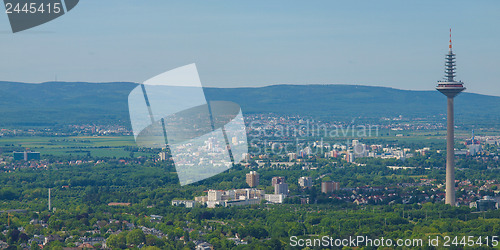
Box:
0;81;137;126
0;81;498;127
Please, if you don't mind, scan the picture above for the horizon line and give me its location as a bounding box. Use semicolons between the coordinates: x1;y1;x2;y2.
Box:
0;80;496;97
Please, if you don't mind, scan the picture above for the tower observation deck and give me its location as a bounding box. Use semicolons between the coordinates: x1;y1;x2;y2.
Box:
436;29;465;97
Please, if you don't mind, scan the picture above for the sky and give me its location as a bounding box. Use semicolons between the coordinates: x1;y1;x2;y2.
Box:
0;0;499;96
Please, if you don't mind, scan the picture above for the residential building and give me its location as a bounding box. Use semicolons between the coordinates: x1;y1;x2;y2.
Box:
171;200;196;208
321;181;340;193
208;190;223;201
265;194;286;203
272;176;286;186
246;171;259;187
274;183;288;195
298;176;313;188
13;151;40;161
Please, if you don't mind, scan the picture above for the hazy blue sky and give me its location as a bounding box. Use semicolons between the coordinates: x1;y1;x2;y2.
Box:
1;1;499;96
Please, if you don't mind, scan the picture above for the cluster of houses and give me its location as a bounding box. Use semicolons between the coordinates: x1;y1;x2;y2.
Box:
1;217;222;250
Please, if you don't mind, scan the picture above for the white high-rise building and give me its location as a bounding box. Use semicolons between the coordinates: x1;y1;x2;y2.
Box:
242;153;251;162
208;190;222;201
298;177;313;188
158;152;167;161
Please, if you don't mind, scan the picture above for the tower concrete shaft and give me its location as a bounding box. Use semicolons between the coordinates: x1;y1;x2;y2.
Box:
445;97;455;206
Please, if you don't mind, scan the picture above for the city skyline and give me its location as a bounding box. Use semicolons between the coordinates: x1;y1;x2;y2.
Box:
0;1;499;96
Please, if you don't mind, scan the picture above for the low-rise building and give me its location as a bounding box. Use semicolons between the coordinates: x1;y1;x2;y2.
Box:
265;194;286;204
470;196;498;211
171;200;196;208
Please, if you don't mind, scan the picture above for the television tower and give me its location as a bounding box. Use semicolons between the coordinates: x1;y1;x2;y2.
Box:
436;29;465;206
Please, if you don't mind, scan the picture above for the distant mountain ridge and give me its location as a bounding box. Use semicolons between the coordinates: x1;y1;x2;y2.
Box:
0;81;498;127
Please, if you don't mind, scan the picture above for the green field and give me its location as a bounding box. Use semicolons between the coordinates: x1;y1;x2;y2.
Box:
0;135;154;158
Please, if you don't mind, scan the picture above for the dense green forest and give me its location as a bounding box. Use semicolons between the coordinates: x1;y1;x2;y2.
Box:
1;151;500;249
